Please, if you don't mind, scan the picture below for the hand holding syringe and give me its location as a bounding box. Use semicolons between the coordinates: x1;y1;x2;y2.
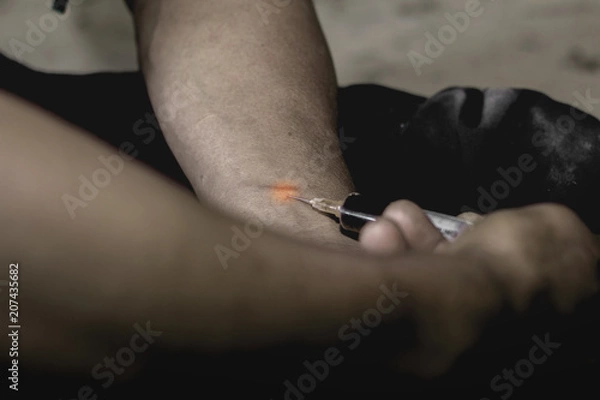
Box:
288;192;473;241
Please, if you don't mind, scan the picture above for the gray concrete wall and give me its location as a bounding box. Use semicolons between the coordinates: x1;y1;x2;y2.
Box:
1;0;599;117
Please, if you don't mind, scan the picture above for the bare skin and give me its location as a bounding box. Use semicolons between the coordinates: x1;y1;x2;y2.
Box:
128;0;356;247
0;92;598;380
360;201;600;373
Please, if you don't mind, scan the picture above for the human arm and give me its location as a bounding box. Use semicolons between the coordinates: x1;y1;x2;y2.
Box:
2;91;599;379
127;0;355;247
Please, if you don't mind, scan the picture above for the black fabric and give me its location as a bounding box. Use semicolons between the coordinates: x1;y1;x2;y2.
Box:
1;53;599;399
338;85;600;233
53;0;69;13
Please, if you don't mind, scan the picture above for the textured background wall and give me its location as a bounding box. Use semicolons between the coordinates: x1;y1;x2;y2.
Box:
1;0;599;116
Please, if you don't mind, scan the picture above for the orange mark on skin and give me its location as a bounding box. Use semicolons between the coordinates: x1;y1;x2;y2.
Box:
271;182;299;203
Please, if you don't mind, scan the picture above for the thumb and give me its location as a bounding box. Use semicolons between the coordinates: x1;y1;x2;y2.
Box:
359;218;408;255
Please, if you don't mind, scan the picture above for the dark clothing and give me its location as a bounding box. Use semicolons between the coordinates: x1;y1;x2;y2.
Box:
52;0;69;13
339;85;600;233
1;52;599;399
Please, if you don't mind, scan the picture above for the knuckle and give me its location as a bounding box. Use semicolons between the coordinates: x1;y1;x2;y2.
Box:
383;200;443;246
537;203;580;225
383;201;418;227
384;200;419;217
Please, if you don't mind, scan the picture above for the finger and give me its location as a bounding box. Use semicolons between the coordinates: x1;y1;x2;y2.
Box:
457;212;485;225
359;218;408;255
382;200;446;251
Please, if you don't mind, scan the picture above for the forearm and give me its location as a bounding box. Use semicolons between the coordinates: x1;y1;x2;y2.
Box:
0;91;362;372
0;93;390;368
131;0;355;245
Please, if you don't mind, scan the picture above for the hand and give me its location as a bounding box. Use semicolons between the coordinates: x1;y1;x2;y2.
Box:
359;201;600;376
437;203;600;312
357;200;484;254
358;200;449;254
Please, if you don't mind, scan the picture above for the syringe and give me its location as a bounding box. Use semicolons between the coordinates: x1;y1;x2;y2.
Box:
289;193;472;241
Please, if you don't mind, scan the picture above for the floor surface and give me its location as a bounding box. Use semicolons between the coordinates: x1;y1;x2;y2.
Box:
1;0;599;117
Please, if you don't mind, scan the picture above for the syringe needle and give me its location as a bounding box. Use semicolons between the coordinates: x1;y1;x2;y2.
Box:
288;192;471;240
288;195;313;205
288;195;343;218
